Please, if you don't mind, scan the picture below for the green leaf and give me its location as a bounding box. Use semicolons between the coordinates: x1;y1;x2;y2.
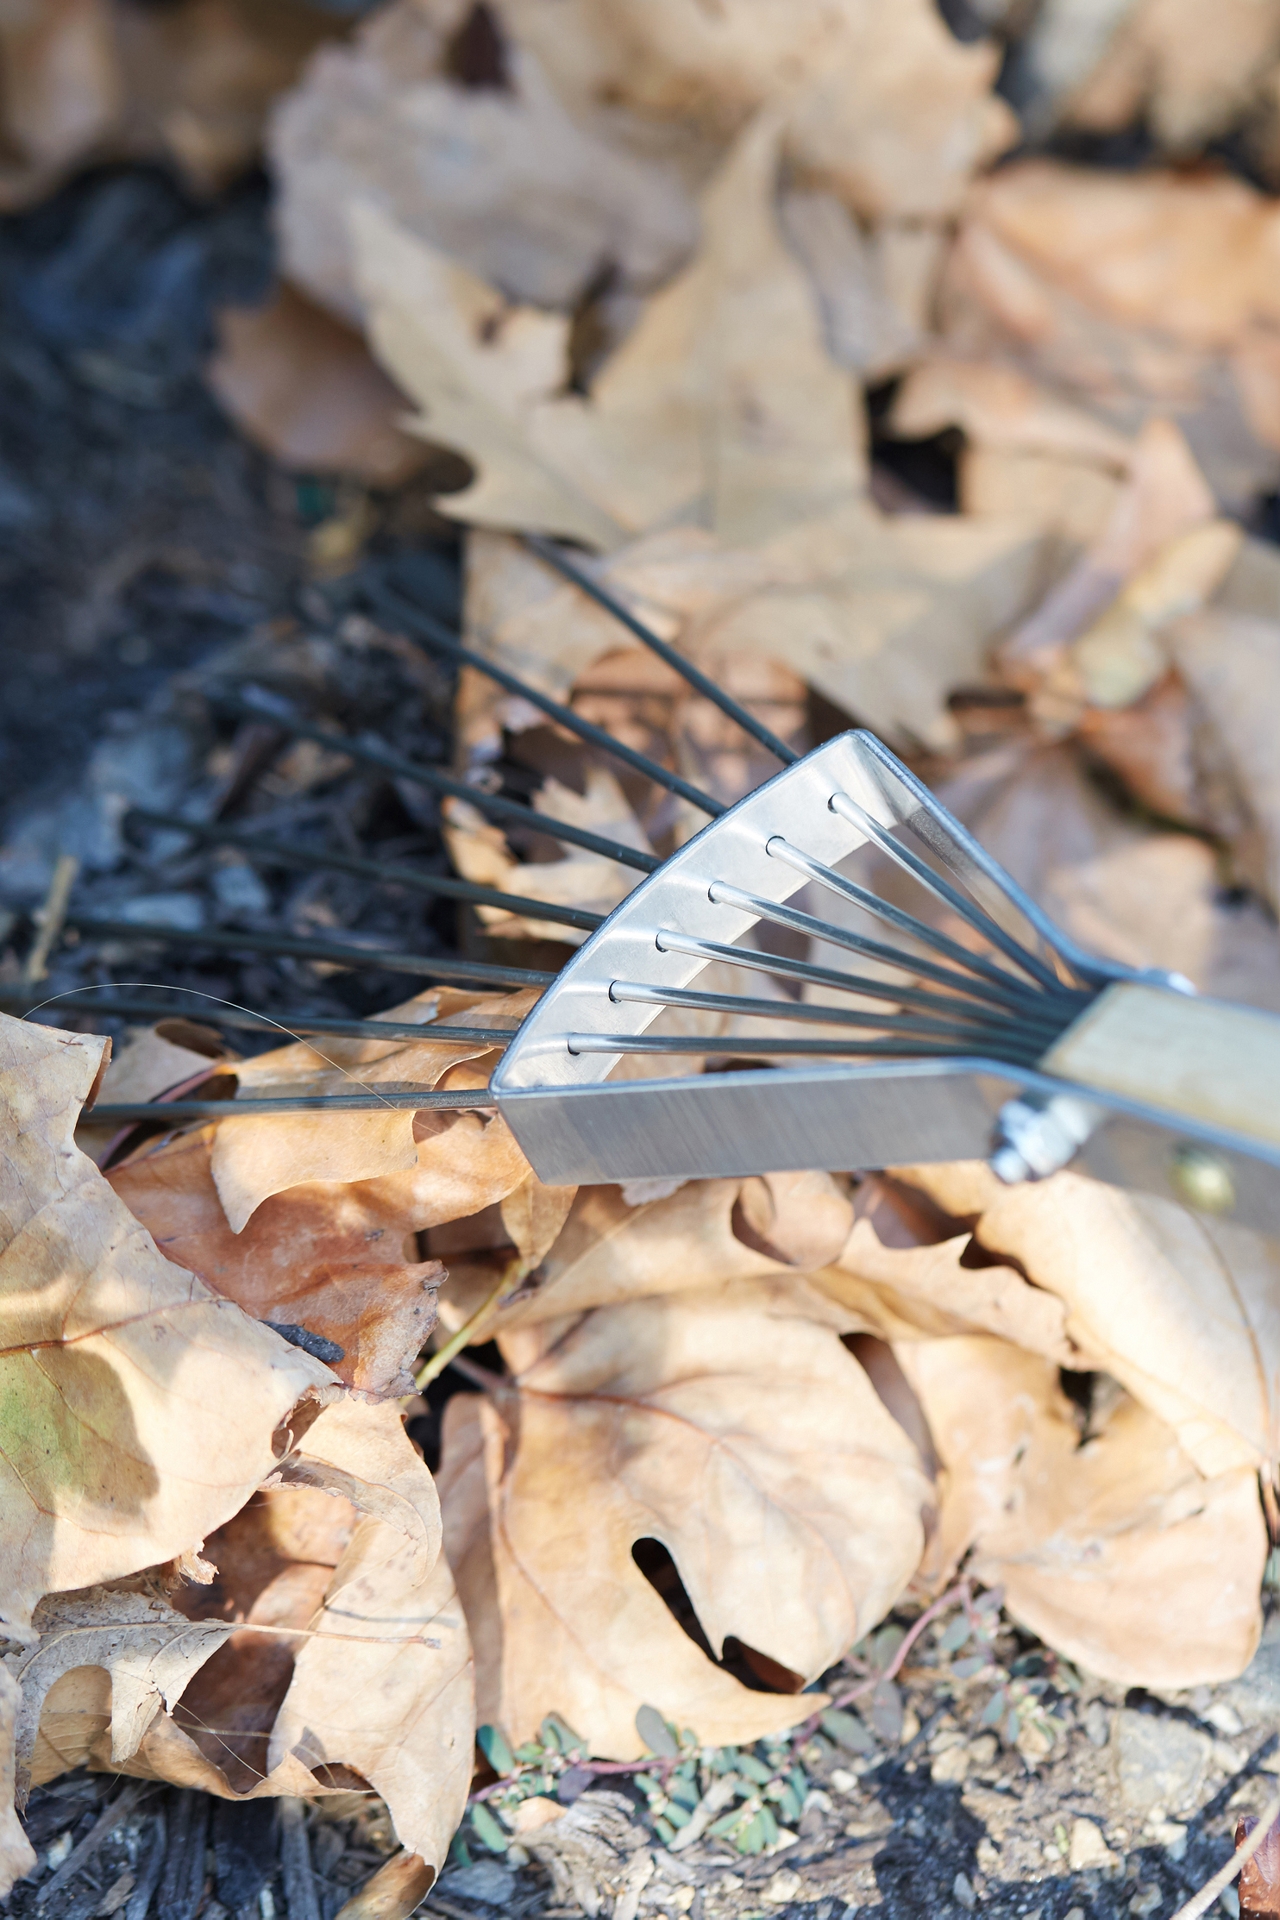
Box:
820;1709;874;1755
513;1741;544;1764
668;1775;700;1811
541;1713;587;1757
869;1624;905;1672
952;1655;988;1680
476;1724;515;1776
635;1703;681;1757
654;1816;676;1845
469;1804;509;1855
736;1812;768;1854
663;1802;692;1829
757;1806;780;1848
776;1784;802;1823
980;1690;1006;1728
938;1616;971;1655
737;1752;773;1786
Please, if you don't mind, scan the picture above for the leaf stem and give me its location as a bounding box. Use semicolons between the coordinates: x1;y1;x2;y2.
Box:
416;1256;528;1390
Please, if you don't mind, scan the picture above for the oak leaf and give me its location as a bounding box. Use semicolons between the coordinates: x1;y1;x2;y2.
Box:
902;1161;1280;1479
438;1280;929;1758
207;989;534;1231
434;1171;853;1337
354;112;867;548
899;1335;1266;1687
0;1013;335;1643
271;0;698;319
503;0;1015;220
108;1129;444;1399
13;1400;474;1879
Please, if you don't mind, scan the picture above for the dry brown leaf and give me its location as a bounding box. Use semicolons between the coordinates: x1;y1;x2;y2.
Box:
935;741;1280;1006
108;1128;444;1399
0;1671;36;1898
503;0;1015;219
9;1587;235;1792
778;189;921;380
535;110;868;547
498;1172;578;1270
206;282;429;485
210;990;533;1231
115;0;339;193
1063;0;1280;152
74;1022;225;1166
351;200;625;550
1000;415;1218;687
434;1171;852;1336
443;771;653;945
676;504;1052;753
0;0;339;206
16;1399;474;1876
1067;518;1243;710
889;357;1136;544
890;356;1133;472
1165;605;1280;909
458;502;1053;765
943;161;1280;510
438;1280;928;1758
0;0;121;205
353;113;867;548
271;0;700;321
903;1162;1280;1480
899;1336;1267;1687
0;1013;334;1642
815;1175;1075;1359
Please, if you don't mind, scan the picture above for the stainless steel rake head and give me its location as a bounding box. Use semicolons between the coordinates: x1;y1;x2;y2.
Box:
493;729;1280;1234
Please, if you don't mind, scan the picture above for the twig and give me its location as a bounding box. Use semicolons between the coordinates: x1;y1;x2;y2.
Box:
795;1581;971;1742
279;1800;321;1920
417;1256;529;1390
37;1779;150;1903
23;853;79;982
157;1790;208;1920
122;1809;166;1920
1168;1790;1280;1920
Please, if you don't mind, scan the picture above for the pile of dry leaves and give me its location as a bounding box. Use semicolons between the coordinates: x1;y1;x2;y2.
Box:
12;0;1280;1914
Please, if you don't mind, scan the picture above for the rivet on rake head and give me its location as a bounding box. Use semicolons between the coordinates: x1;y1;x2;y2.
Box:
1170;1144;1235;1215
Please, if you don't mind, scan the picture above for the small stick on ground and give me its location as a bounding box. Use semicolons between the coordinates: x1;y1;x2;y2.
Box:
36;1778;149;1905
279;1798;321;1920
23;852;79;983
1169;1789;1280;1920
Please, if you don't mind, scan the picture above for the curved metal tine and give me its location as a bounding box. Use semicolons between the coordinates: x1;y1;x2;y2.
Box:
606;979;1051;1048
522;535;799;767
563;1033;1044;1063
368;579;724;817
16;996;516;1045
222;692;659;874
764;836;1080;1010
706;881;1052;1015
829;790;1063;991
67;916;555;991
130;806;605;935
651;929;1063;1029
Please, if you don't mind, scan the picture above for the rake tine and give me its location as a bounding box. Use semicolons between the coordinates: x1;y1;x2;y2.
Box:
521;536;799;767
